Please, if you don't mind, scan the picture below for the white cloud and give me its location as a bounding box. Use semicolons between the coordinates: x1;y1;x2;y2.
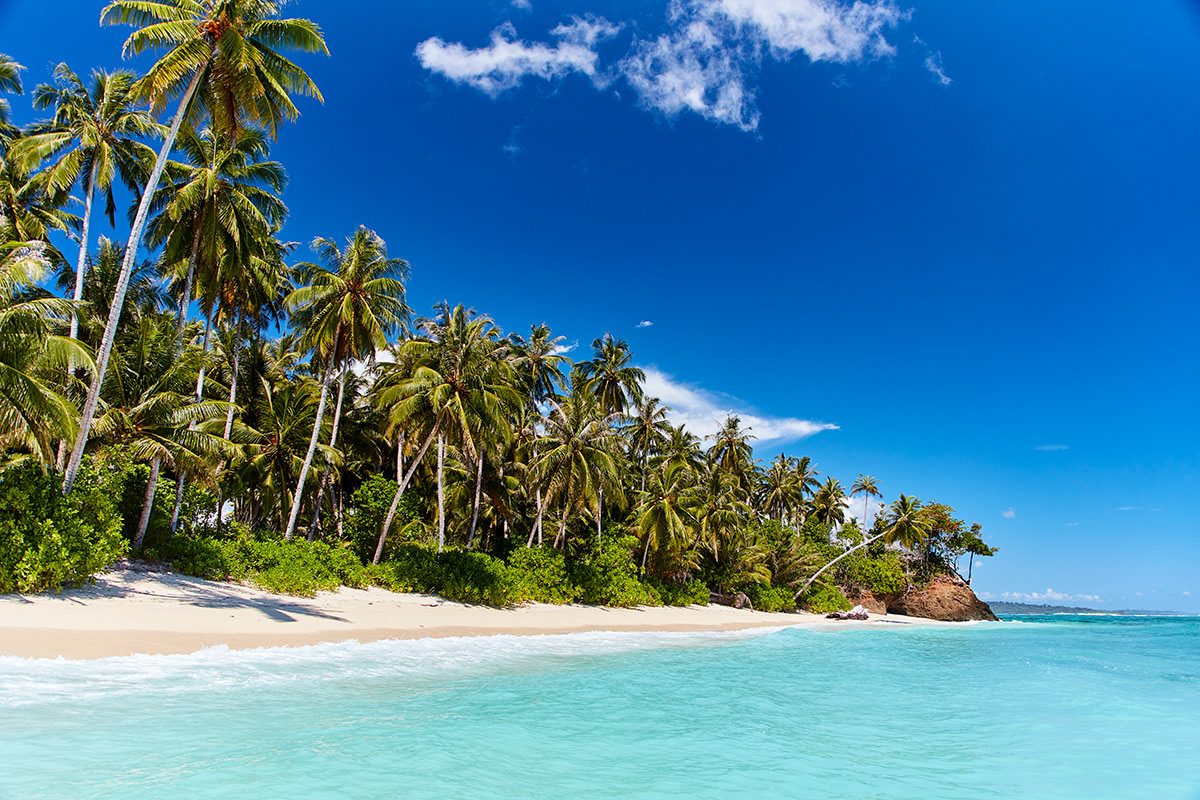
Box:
843;494;884;527
552;340;579;355
1184;591;1193;598
1002;508;1016;519
641;365;837;445
986;588;1104;604
914;35;951;86
415;16;620;95
636;320;654;328
512;0;533;9
1064;521;1080;527
1034;443;1069;452
1114;506;1141;512
418;0;910;131
503;125;524;157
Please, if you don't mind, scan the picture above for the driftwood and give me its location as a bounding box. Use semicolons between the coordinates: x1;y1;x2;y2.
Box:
826;604;870;621
709;591;754;610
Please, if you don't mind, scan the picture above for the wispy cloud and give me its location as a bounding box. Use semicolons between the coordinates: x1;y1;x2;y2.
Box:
552;340;579;355
641;366;837;445
636;319;654;328
1034;443;1069;452
503;125;524;157
981;588;1104;604
1002;508;1016;519
416;16;621;95
843;494;884;528
417;0;911;131
1114;506;1141;512
913;35;951;86
1064;521;1080;527
511;0;532;10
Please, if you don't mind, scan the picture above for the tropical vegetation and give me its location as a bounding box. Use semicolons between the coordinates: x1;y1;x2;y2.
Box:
0;4;995;607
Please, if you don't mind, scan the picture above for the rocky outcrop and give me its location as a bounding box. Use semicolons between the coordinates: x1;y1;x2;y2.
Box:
844;588;888;615
885;575;998;621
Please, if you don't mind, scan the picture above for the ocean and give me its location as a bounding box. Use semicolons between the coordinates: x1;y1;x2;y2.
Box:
1;614;1198;799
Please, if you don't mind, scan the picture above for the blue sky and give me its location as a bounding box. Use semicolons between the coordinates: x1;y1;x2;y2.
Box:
2;0;1197;610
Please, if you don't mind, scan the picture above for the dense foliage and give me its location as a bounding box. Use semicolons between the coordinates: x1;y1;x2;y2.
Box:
0;6;994;608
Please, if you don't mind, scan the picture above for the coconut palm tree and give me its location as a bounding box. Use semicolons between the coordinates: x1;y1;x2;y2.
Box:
708;415;756;491
56;237;167;351
0;240;92;464
759;455;799;523
660;423;704;475
795;493;930;597
14;65;158;342
572;333;644;416
811;477;847;531
535;392;624;549
372;304;518;557
689;461;751;557
64;0;328;493
850;474;882;531
283;227;409;539
0;143;79;244
633;459;697;573
626;395;671;493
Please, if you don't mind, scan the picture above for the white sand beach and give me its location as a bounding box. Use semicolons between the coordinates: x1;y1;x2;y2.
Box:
0;566;937;659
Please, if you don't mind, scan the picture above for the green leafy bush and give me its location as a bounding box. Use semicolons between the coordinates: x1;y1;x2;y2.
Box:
436;549;520;606
841;551;906;596
570;535;659;607
153;535;365;597
648;578;710;607
364;543;440;593
344;475;420;562
0;461;127;593
507;546;579;604
796;582;851;614
744;583;797;613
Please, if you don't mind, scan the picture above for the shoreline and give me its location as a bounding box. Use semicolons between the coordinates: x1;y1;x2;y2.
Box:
0;568;947;660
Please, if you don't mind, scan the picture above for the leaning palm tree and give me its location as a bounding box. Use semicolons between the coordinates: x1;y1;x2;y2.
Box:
795;493;930;598
283;227;409;539
0;240;92;464
372;305;518;557
13;64;158;341
64;0;328;493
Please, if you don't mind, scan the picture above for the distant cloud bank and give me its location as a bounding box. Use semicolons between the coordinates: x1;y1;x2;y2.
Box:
416;0;923;131
981;588;1104;604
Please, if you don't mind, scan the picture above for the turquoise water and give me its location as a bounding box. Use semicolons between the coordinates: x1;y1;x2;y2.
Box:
1;615;1198;799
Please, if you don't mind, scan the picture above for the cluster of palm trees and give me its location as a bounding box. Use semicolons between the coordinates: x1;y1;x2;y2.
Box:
0;1;984;600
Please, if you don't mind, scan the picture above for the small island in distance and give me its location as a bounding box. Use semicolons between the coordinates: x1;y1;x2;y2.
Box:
991;602;1189;616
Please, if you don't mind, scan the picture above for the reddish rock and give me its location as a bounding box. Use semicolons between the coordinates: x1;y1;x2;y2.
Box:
886;575;998;621
844;588;888;615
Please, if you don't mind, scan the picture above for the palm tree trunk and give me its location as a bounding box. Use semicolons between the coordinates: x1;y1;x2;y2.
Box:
172;227;201;347
63;67;206;494
597;486;603;540
284;349;336;540
216;330;240;527
795;530;889;599
967;551;974;585
436;433;446;552
553;473;573;549
134;457;162;549
69;161;99;342
309;365;347;538
375;428;441;565
467;454;484;548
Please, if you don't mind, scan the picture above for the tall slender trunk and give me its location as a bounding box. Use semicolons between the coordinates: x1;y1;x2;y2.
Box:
795;530;890;599
172;226;202;347
69;161;99;342
309;365;347;539
967;552;974;585
436;434;446;552
553;473;573;549
467;454;484;548
597;485;603;540
375;427;440;565
284;349;336;540
134;457;162;549
63;66;206;494
169;307;213;532
216;330;240;527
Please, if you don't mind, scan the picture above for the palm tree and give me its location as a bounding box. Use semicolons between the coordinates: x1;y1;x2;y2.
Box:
689;462;751;557
92;314;229;546
572;333;644;415
633;460;697;573
661;423;704;475
708;415;756;491
372;305;518;557
14;65;158;342
0;143;79;244
535;393;624;549
811;477;846;531
789;455;820;526
64;0;328;493
759;455;799;523
850;474;882;531
795;493;930;598
626;395;671;493
56;237;167;351
283;228;409;539
0;240;92;464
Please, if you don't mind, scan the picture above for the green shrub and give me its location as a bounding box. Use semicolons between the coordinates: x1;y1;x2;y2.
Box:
507;547;579;604
0;461;127;593
436;550;520;607
344;475;420;562
364;544;440;593
648;578;710;607
841;551;906;596
570;535;659;607
744;583;797;613
153;535;365;597
796;582;851;614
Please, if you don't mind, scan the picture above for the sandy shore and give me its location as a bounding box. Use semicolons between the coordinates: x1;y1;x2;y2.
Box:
0;566;937;659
